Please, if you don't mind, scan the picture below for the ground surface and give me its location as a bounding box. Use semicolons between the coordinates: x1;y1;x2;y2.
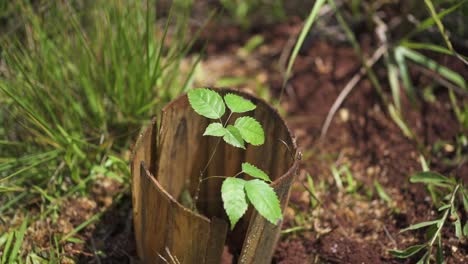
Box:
18;19;466;264
195;20;467;263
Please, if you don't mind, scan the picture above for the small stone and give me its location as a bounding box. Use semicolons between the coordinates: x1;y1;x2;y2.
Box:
444;144;455;153
284;206;296;222
339;108;350;122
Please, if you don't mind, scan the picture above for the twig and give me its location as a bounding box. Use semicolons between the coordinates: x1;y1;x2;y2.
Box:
320;45;387;139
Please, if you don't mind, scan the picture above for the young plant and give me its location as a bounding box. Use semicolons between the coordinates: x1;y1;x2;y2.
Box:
390;171;467;263
187;88;282;229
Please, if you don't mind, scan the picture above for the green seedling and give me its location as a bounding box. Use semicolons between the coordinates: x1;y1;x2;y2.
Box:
330;164;359;193
188;88;282;229
374;180;393;205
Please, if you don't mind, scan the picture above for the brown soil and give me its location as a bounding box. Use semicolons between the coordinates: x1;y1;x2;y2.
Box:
195;20;467;263
17;19;466;264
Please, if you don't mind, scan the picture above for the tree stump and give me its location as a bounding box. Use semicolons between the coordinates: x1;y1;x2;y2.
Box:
131;88;298;264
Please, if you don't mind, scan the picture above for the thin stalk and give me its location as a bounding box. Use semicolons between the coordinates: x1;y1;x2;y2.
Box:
201;176;229;182
193;111;233;209
192;137;222;210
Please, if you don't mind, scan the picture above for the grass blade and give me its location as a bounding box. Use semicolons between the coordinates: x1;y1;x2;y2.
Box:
280;0;326;103
424;0;453;52
397;47;466;91
8;217;28;263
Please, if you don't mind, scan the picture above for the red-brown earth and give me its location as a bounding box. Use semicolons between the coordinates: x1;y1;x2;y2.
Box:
21;18;466;264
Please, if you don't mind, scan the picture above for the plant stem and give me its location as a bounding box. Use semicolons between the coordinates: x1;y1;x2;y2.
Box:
200;176;229;182
193;111;234;210
223;112;233;127
193;137;222;210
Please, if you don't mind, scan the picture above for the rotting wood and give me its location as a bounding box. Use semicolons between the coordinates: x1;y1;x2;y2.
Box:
131;88;298;264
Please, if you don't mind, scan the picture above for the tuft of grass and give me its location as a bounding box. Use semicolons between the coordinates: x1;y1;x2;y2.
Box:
0;0;197;190
0;0;200;260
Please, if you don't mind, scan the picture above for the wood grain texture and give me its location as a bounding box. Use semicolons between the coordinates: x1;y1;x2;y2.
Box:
131;88;298;264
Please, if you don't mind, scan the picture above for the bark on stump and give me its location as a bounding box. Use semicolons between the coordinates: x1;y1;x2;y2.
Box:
131;88;298;264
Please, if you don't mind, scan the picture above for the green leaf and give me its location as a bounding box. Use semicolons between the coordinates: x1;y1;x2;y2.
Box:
436;236;444;264
390;244;426;258
374;180;392;203
234;116;265;145
224;93;256;113
8;217;28;264
242;162;271;182
463;220;468;237
452;210;463;239
203;122;227;137
221;178;248;229
396;47;466;90
223;125;245;149
188;88;225;119
244;179;282;225
400;220;439;233
410;171;452;187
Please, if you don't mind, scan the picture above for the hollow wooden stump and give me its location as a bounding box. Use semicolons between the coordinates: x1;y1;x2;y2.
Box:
131;88;298;264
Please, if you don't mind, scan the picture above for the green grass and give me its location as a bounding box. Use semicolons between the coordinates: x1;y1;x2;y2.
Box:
0;0;199;260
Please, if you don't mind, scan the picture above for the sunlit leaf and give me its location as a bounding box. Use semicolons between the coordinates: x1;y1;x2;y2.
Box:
463;220;468;237
234;116;264;145
245;179;282;225
188;88;225;119
242;162;271;182
224;93;256;113
400;220;439;233
390;244;426;258
374;180;392;203
221;178;248;230
203;122;227;137
223;125;245;149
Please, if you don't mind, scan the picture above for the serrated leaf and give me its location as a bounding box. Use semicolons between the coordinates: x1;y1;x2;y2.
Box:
234;116;264;145
400;220;439;233
221;178;248;229
203;122;227;137
223;125;245;149
224;93;256;113
242;162;271;182
410;171;452;187
188;88;225;119
244;179;282;225
390;244;426;258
